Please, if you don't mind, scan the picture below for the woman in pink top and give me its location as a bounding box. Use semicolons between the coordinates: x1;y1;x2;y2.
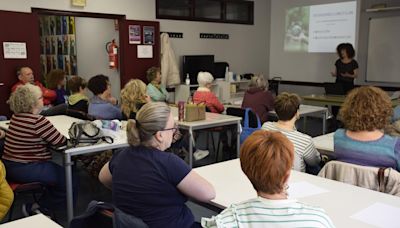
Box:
193;72;224;113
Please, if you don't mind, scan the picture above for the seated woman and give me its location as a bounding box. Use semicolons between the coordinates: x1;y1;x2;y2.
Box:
67;76;89;113
0;160;13;221
262;92;321;173
120;79;150;120
202;130;334;228
2;84;76;215
99;102;215;228
146;67;169;102
241;74;274;123
193;72;224;114
334;86;400;170
87;74;122;120
45;69;66;106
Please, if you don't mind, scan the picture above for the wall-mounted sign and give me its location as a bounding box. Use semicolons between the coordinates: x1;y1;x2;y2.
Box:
137;45;153;58
129;25;141;44
71;0;86;7
3;42;27;59
200;33;229;39
161;32;183;38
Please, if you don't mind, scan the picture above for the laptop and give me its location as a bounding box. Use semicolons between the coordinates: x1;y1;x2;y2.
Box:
324;83;345;96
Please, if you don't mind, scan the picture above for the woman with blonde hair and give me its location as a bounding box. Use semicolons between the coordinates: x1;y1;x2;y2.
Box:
241;74;274;123
120;79;150;120
99;102;215;228
335;86;400;170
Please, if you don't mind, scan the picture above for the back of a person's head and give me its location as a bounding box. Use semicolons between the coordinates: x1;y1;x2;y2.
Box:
274;92;301;121
87;74;109;95
121;79;147;116
9;84;42;114
45;69;65;90
240;130;294;194
249;74;268;90
339;86;392;131
68;76;87;94
127;102;170;147
197;72;214;87
146;66;160;82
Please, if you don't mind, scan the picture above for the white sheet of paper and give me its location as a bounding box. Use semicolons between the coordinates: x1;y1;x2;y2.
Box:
288;181;329;199
3;42;27;59
351;203;400;228
137;45;153;58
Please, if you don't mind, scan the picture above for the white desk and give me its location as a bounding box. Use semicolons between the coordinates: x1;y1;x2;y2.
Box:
313;132;334;155
0;214;62;228
194;159;400;227
171;107;242;168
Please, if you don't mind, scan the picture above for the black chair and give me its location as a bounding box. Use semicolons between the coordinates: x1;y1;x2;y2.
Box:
226;107;260;128
268;76;282;96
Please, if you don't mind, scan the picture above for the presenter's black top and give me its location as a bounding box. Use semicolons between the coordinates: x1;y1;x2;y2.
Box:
335;59;358;83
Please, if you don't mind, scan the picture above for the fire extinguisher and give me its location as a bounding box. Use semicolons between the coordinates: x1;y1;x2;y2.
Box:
106;39;118;69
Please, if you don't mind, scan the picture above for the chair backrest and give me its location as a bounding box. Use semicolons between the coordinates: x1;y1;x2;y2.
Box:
226;107;259;128
318;160;400;196
268;76;281;96
70;201;148;228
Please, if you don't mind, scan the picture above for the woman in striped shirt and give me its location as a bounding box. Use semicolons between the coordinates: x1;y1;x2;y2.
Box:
202;130;334;228
2;84;75;216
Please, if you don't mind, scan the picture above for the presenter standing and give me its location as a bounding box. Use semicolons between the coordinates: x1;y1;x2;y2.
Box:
331;43;358;94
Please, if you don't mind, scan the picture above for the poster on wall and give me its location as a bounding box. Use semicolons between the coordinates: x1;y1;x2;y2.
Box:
129;25;141;44
3;42;27;59
143;26;155;45
39;15;77;78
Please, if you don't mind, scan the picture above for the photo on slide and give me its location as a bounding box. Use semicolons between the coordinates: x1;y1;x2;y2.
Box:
284;6;309;52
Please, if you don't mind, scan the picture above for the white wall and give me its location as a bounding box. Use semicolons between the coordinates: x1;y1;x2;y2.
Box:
0;0;270;81
75;17;120;99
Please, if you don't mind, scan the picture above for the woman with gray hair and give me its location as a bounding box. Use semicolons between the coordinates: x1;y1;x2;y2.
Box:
2;83;76;216
99;102;215;228
193;71;224;113
241;74;274;123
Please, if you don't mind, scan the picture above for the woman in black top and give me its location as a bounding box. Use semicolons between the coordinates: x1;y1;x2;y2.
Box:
331;43;358;94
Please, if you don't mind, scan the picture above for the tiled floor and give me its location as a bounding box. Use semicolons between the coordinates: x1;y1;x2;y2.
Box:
2;116;332;227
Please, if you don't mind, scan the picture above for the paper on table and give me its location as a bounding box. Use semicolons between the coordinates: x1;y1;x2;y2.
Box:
351;202;400;228
288;181;329;199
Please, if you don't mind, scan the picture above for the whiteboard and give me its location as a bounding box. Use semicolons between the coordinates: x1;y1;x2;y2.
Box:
366;16;400;83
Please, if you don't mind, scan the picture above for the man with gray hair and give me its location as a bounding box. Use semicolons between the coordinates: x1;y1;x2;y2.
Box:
11;66;56;106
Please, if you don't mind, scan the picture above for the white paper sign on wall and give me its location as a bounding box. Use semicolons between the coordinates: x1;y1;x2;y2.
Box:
3;42;27;59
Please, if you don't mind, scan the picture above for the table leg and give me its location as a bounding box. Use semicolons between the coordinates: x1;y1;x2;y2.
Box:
322;110;327;134
189;128;193;168
236;121;241;158
64;153;74;223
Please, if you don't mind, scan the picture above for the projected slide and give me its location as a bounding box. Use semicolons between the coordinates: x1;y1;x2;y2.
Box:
284;1;356;53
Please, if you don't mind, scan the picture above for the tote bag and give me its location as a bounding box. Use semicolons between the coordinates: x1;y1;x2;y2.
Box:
240;108;261;144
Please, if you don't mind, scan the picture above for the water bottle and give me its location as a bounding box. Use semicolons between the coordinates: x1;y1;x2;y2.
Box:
185;73;190;85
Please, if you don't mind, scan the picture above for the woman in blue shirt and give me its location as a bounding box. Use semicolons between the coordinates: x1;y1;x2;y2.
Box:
99;102;215;228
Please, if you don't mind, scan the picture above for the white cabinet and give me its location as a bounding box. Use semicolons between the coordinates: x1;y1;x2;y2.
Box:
215;79;250;103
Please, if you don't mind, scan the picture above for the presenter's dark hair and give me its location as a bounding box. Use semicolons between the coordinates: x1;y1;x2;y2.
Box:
337;43;355;59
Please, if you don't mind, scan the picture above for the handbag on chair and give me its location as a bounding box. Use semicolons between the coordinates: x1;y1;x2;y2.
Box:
240;108;261;144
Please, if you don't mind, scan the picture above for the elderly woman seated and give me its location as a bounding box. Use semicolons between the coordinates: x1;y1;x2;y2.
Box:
334;86;400;171
193;72;224;114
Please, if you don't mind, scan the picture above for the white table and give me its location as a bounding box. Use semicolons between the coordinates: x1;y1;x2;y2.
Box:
0;214;62;228
194;159;400;227
171;107;242;168
313;132;334;155
225;103;328;134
